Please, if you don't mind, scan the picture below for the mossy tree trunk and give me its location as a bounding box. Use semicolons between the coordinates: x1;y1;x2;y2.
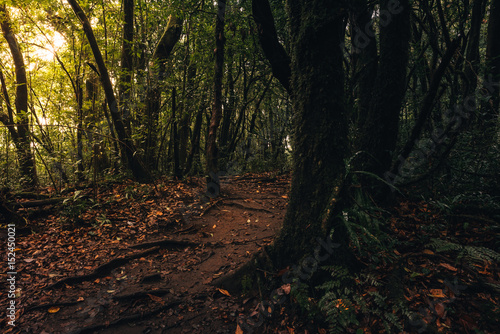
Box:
270;0;351;268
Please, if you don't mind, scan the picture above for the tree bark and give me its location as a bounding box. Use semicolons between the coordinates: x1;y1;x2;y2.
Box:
390;38;461;178
0;5;38;188
485;0;500;121
252;0;291;93
119;0;134;132
219;47;235;165
356;0;410;198
171;87;182;178
463;0;486;96
350;0;378;129
143;14;183;169
270;0;351;268
206;0;226;197
67;0;151;183
185;96;206;176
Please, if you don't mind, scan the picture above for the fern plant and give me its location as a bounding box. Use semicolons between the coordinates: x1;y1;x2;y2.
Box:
318;268;410;334
427;238;500;268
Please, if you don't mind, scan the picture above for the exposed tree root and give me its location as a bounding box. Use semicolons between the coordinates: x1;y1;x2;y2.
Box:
10;197;66;209
211;249;273;295
25;300;83;313
67;299;182;334
128;238;199;249
113;288;170;301
223;201;274;214
45;246;160;290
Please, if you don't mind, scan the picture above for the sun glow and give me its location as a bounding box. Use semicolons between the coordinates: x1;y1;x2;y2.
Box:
33;31;66;62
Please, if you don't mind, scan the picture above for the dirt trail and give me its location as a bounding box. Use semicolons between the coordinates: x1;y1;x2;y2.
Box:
8;173;289;334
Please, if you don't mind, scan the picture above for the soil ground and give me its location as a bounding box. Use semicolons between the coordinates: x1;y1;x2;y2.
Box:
1;172;499;334
2;173;290;334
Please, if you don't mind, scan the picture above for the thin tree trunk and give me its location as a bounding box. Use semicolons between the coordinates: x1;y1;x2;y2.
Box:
390;38;461;178
67;0;151;183
185;96;206;175
76;76;84;182
172;87;181;178
119;0;134;132
206;0;226;197
219;47;235;164
0;5;38;188
143;15;183;169
463;0;486;96
485;0;500;122
252;0;291;93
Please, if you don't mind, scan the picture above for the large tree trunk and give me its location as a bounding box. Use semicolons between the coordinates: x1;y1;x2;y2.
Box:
0;5;38;188
67;0;151;183
270;0;351;268
356;0;410;198
350;0;378;128
206;0;226;197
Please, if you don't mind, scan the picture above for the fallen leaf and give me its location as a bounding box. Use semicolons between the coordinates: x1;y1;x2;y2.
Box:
148;294;165;304
434;302;446;318
439;263;457;271
429;289;446;298
235;324;244;334
48;307;60;313
217;288;231;297
423;249;434;255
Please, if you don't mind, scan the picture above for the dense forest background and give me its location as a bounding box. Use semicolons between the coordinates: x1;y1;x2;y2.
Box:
1;0;499;333
0;0;498;194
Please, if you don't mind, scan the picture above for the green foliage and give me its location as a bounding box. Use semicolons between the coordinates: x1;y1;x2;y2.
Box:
241;275;253;295
319;269;409;334
427;238;500;265
60;190;92;225
93;213;111;228
289;280;321;318
339;186;395;259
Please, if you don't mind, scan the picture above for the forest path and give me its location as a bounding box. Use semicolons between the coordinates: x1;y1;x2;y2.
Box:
8;173;290;334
